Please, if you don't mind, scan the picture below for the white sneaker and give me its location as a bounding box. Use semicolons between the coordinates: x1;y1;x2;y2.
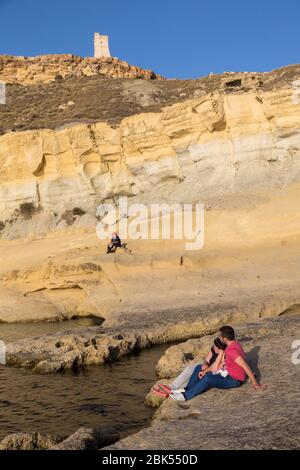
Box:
171;388;186;394
170;392;186;402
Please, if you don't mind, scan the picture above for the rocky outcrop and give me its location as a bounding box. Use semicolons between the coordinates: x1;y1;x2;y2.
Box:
6;328;150;372
0;427;119;450
0;432;61;450
0;55;163;85
49;427;119;450
104;313;300;450
5;297;300;372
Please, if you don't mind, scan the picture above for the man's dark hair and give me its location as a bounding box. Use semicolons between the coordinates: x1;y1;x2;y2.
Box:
219;325;235;341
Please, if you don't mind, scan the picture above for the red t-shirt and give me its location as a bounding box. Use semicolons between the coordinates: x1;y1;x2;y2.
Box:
225;340;246;381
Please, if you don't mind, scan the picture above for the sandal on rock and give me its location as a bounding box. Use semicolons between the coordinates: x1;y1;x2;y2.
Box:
157;384;172;394
152;386;169;398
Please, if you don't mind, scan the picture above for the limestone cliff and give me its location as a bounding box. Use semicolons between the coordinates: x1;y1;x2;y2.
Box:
0;62;300;326
0;81;299;220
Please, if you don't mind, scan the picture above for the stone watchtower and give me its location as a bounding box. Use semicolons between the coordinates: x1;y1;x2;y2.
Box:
94;33;111;58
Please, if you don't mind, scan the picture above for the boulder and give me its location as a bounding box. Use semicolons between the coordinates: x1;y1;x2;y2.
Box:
49;427;119;450
0;432;61;450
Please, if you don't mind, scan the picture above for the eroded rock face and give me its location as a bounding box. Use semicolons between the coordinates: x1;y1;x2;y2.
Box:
104;313;300;450
5;298;300;372
0;55;162;85
6;329;151;372
1;60;300;227
0;432;61;450
0;84;299;221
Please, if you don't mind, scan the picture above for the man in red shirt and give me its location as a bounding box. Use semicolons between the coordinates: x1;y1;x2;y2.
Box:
171;325;264;402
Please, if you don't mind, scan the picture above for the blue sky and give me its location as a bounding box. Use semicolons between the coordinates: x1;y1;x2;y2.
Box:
0;0;299;78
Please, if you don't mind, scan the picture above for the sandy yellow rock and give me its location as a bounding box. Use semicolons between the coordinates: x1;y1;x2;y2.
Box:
0;55;163;85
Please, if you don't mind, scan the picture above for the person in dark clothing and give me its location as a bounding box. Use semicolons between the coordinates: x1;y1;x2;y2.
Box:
107;232;122;253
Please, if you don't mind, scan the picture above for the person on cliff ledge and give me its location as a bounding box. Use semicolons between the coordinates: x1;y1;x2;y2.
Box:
170;325;265;402
107;232;122;254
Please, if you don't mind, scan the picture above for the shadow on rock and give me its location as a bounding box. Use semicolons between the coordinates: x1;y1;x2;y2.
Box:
246;346;261;382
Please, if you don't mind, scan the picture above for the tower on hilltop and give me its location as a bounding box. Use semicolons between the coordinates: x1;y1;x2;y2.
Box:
94;33;111;58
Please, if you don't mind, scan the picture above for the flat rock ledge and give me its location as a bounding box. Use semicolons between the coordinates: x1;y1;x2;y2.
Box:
103;313;300;450
5;296;300;373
